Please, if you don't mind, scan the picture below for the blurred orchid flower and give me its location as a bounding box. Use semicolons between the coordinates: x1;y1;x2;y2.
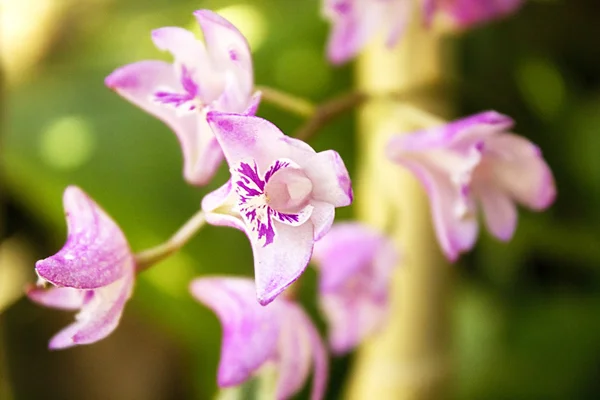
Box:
105;10;259;186
201;113;353;305
190;277;327;400
424;0;524;28
323;0;410;65
27;186;134;349
312;223;398;354
387;111;556;261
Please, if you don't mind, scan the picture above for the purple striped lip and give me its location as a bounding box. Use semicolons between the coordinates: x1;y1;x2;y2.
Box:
152;66;202;112
233;159;313;247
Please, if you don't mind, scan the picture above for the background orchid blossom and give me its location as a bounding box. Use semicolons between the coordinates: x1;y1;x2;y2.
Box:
386;111;556;261
424;0;524;28
27;186;134;349
323;0;410;64
201;112;353;305
190;277;328;400
105;9;259;185
312;222;399;354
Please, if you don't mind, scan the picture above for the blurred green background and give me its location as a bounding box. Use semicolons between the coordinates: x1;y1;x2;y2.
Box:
1;0;599;399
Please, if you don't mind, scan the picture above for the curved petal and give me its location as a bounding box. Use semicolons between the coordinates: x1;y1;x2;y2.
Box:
309;201;335;241
320;292;387;354
190;277;279;387
303;150;353;207
312;222;386;291
201;180;247;232
27;286;86;310
207;113;315;172
49;270;134;349
400;159;479;261
194;10;253;97
151;27;209;77
485;133;556;210
387;111;513;154
442;0;524;28
477;184;517;241
276;304;328;400
105;61;219;185
35;186;131;289
253;221;314;305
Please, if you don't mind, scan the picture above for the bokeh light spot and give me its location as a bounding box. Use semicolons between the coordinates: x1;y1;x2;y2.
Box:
274;46;332;97
39;115;95;170
516;57;565;120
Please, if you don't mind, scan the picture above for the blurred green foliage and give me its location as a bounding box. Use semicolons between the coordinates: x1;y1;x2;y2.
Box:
2;0;600;399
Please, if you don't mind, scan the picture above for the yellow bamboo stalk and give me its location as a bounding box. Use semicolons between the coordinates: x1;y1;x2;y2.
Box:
346;4;453;400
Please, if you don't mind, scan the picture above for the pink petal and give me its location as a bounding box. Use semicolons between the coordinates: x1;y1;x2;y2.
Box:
206;113;315;173
303;150;353;207
485;133;556;210
105;61;221;185
151;27;210;80
477;184;517;241
35;186;132;289
194;10;253;97
320;293;387;354
49;270;134;350
27;286;86;310
309;201;335;241
190;277;279;386
253;221;314;306
399;159;479;261
276;304;328;400
440;0;524;28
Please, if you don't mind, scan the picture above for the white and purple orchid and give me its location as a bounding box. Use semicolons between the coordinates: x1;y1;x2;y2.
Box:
312;222;398;354
105;10;259;186
387;111;556;261
424;0;524;28
27;186;134;349
201;113;353;305
323;0;410;65
190;277;327;400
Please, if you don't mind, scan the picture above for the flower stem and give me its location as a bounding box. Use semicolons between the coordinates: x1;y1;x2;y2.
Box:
134;210;206;271
257;85;316;117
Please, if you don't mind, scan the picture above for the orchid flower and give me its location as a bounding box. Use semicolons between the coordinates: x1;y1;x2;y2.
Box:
424;0;524;28
201;113;353;305
312;222;398;354
323;0;410;65
27;186;134;349
387;111;556;261
105;10;259;186
190;277;327;400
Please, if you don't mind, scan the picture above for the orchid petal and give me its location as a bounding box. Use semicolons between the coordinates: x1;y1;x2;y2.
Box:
27;286;86;310
35;186;131;289
194;10;253;96
253;221;314;305
304;150;353;207
477;184;517;241
190;278;279;386
105;61;222;185
277;304;328;400
309;201;335;241
151;27;210;80
49;270;134;350
439;0;524;28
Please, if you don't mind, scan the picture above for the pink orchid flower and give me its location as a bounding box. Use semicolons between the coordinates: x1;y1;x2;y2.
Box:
312;222;398;354
27;186;134;349
201;113;353;305
424;0;524;28
323;0;410;65
190;277;328;400
387;111;556;261
105;10;259;186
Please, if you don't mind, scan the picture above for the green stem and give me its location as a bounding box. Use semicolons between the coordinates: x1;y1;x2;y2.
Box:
134;210;206;271
256;85;316;117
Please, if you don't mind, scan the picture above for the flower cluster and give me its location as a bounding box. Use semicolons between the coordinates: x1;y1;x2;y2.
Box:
26;4;555;400
324;0;524;64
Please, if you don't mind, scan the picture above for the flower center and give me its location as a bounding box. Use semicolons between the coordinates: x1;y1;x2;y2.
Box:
232;159;314;247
